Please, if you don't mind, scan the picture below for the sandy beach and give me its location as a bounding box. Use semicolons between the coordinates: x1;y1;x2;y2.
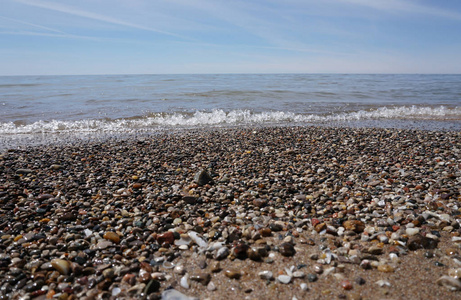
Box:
1;126;460;300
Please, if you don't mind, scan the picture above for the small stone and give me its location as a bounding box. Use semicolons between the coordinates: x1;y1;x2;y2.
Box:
258;271;274;280
247;247;262;261
215;247;230;260
190;273;211;285
340;280;353;290
180;274;190;289
50;259;71;275
253;198;267;208
132;183;142;189
194;169;213;186
232;242;249;259
355;277;366;285
367;245;383;255
279;242;296;257
96;240;113;250
377;264;394;273
103;268;115;279
210;261;221;273
144;279;160;295
300;283;309;291
407;234;438;250
16;168;32;174
224;269;241;279
307;274;318;282
376;280;391;287
157;231;175;246
103;231;120;243
260;228;272;237
405;228;420;236
292;271;305;278
343;220;365;233
313;264;323;274
277;275;291;284
162;289;195;300
207;281;217;291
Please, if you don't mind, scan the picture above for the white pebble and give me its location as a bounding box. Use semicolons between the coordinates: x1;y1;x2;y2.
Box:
258;270;273;280
405;228;420;236
277;275;291;284
180;274;190;289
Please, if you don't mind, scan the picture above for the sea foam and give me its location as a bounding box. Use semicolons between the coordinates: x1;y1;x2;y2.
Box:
0;105;459;135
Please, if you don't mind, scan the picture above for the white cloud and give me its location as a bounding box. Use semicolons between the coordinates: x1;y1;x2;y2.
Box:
341;0;461;20
14;0;192;40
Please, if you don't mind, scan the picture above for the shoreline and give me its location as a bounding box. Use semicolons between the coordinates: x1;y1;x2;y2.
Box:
1;126;460;299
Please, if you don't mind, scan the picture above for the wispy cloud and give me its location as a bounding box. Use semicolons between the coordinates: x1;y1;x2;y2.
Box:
341;0;461;20
14;0;193;40
0;15;66;34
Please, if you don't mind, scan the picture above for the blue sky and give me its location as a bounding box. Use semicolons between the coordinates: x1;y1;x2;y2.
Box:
1;0;461;75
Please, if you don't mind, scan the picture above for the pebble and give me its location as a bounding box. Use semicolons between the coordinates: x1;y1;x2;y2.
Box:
279;242;296;257
50;259;71;275
258;271;274;281
224;269;241;279
103;231;120;243
277;275;291;284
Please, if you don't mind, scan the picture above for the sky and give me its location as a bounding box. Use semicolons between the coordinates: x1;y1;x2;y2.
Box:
1;0;461;75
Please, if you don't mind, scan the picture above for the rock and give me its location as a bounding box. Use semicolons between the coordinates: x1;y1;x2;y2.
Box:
408;234;438;250
194;169;213;186
16;168;32;174
341;280;353;290
253;198;267;208
162;289;197;300
224;269;241;279
258;271;274;280
343;220;365;233
377;264;394;273
157;231;175;246
277;275;291;284
405;228;420;236
279;242;296;257
247;247;262;261
232;242;249;259
96;240;113;250
215;247;230;260
367;245;383;255
50;259;71;275
190;273;211;285
103;231;120;243
207;281;217;291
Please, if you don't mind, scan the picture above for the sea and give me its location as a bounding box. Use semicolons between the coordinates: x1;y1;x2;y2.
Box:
0;73;460;149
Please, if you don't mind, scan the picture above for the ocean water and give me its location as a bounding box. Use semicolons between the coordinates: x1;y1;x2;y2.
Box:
0;74;460;148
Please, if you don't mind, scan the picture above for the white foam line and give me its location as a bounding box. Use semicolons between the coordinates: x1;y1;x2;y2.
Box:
1;106;460;135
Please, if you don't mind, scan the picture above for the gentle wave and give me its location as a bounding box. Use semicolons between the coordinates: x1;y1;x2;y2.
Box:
0;106;459;134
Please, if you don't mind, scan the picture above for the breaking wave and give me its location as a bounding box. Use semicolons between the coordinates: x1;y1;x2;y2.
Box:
1;105;460;135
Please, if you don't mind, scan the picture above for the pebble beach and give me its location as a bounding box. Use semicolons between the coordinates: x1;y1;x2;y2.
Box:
1;126;461;300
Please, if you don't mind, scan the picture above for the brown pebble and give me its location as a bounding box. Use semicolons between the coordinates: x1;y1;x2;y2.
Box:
224;269;241;279
279;242;296;257
103;231;120;243
260;228;272;237
157;231;175;246
343;220;365;233
377;264;394;273
190;273;211;285
341;280;353;290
